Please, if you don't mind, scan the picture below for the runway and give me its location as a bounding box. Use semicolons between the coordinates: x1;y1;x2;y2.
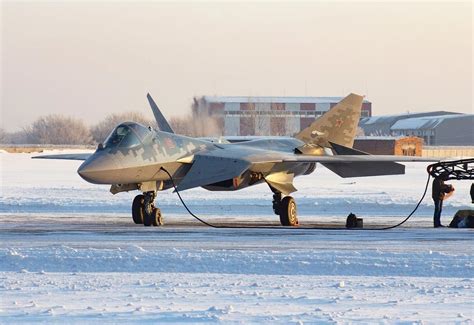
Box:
1;213;473;323
1;213;473;279
1;151;473;323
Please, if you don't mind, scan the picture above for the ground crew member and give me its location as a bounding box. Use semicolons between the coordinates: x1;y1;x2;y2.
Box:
470;183;474;204
432;175;454;228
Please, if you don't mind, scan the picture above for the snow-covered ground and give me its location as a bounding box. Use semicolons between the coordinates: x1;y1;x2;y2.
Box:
1;151;473;323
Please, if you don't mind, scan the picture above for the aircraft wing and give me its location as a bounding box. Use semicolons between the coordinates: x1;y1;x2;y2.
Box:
264;154;438;178
176;146;437;192
32;153;92;161
199;136;290;143
279;155;437;163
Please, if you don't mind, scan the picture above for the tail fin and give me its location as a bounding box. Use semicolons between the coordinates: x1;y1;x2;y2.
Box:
295;93;363;148
147;93;175;134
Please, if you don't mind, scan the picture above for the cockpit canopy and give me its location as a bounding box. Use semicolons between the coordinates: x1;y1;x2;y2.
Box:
104;122;151;149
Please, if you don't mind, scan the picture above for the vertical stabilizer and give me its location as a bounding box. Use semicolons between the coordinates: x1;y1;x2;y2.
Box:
295;93;363;148
147;93;175;134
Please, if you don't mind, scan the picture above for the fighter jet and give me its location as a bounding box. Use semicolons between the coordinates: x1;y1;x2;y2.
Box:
34;93;433;227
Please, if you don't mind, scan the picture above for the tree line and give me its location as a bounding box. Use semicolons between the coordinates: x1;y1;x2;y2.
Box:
0;111;366;145
0;112;220;145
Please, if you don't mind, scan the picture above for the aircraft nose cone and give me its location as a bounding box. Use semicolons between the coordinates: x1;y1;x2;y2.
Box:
77;162;94;182
78;153;119;184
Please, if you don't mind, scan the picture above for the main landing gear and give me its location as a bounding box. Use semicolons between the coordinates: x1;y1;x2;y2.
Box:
272;192;299;226
132;192;163;227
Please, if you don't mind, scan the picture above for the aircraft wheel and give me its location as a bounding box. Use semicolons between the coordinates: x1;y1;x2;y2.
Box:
151;208;163;227
144;207;162;227
143;214;152;226
143;206;153;227
132;195;144;224
272;192;282;215
279;196;299;226
143;209;152;227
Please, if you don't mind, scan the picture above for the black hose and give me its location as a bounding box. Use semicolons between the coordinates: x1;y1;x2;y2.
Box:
374;172;431;230
160;167;431;230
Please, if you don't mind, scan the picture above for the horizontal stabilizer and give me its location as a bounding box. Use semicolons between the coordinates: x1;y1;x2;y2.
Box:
330;142;369;156
322;161;405;178
260;153;436;178
32;153;92;161
176;154;250;191
279;155;437;163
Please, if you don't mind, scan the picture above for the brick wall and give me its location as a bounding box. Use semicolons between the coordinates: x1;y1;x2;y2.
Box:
354;137;423;156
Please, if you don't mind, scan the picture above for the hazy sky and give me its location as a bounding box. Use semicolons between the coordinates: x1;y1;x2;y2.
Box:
1;1;472;131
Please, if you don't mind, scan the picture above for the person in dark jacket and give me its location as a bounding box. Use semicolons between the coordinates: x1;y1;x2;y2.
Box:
470;183;474;204
432;175;454;228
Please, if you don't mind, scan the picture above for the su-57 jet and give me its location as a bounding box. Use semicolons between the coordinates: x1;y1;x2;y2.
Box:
35;93;433;227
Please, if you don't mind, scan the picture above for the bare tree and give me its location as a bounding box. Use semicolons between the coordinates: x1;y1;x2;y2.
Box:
169;115;194;136
2;130;29;144
241;102;288;136
24;115;93;145
90;111;155;144
169;114;220;137
192;115;220;137
270;114;287;136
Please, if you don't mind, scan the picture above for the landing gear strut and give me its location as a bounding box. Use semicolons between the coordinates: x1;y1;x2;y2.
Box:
272;191;299;226
132;192;163;227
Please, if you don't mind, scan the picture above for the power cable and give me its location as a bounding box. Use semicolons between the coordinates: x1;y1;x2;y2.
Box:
160;167;431;230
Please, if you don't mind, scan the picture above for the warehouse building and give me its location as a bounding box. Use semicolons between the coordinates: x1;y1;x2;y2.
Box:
390;114;474;146
193;96;372;136
359;111;459;135
359;112;474;146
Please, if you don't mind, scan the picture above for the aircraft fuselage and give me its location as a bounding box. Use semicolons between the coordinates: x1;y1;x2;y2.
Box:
78;125;316;192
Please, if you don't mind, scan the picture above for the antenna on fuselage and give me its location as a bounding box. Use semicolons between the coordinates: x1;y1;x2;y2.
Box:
146;93;175;134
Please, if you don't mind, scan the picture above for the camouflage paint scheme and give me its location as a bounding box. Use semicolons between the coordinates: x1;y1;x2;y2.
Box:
35;93;435;197
76;125;313;195
296;94;363;148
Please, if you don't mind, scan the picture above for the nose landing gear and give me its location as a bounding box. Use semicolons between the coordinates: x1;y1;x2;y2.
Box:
272;191;299;226
132;192;163;227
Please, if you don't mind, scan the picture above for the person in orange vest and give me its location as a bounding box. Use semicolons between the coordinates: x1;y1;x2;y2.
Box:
432;174;454;228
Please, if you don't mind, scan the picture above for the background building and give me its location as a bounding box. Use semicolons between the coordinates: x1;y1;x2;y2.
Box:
193;96;372;136
359;112;474;146
354;136;423;156
358;111;459;135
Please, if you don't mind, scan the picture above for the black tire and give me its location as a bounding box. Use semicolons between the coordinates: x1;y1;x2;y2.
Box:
279;196;298;226
272;201;281;215
143;212;152;226
132;195;144;224
151;208;163;227
144;207;162;227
